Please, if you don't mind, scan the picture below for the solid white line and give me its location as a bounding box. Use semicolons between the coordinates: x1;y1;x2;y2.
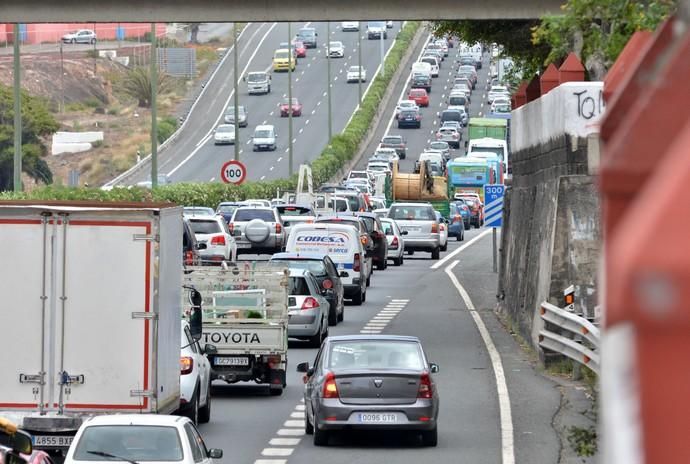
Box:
445;260;514;464
168;22;278;176
276;429;305;436
283;420;303;428
261;449;293;457
270;438;301;446
431;229;491;269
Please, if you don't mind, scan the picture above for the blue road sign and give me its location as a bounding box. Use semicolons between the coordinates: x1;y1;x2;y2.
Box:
483;184;505;228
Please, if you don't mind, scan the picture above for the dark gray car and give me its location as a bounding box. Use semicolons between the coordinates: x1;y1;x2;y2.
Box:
297;335;440;447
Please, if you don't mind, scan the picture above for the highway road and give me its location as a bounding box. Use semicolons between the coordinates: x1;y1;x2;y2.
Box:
124;21;403;185
189;49;566;464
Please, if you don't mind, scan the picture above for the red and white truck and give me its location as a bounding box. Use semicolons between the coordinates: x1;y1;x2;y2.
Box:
0;201;184;456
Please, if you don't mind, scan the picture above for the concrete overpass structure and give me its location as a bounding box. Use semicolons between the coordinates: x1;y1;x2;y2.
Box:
4;0;563;22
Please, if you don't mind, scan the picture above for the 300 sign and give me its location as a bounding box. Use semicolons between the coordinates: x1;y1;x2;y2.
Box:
220;160;247;184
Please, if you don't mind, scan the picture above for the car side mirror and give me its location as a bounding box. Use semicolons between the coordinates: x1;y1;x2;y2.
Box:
208;449;223;459
401;230;409;235
197;242;207;250
242;76;246;82
203;344;217;355
296;362;310;373
188;289;203;341
339;271;348;278
429;363;440;373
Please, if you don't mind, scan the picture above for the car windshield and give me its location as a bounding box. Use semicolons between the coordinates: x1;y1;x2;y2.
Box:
349;171;368;179
348;66;361;72
328;340;424;370
367;164;388;172
247;73;265;82
275;51;290;59
368;21;386;28
389;205;435;221
494;104;511;113
216;125;234;133
72;425;183;462
330;41;342;48
277;206;313;216
225;106;245;115
382;137;402;144
282;98;299;105
430;142;448;150
254;130;272;138
288;276;311;296
233;209;275;222
274;260;327;277
299;29;315;38
442;112;461;121
189;219;222;235
410;90;424;97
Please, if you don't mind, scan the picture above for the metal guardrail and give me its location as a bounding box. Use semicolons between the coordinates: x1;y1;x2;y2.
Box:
538;301;600;374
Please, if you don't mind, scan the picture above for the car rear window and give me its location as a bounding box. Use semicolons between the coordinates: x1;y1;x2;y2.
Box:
441;111;461;121
233;209;275;222
217;205;238;214
273;259;327;277
189;219;222;235
358;217;375;232
72;425;183;462
389;205;435;221
288;276;311;296
328;341;424;370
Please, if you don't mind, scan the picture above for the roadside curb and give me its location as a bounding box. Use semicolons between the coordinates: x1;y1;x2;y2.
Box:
328;25;427;183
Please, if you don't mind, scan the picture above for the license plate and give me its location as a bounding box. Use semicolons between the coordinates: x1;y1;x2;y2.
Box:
403;226;420;232
215;356;249;366
236;243;252;248
358;413;398;423
33;435;74;447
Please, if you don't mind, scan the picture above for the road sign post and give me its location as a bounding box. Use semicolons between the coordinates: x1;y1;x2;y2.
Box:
483;184;505;273
220;160;247;185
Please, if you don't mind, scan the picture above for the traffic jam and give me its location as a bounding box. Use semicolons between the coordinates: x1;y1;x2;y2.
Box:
0;31;510;464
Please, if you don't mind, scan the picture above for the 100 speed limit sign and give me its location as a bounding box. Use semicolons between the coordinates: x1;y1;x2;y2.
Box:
220;160;247;184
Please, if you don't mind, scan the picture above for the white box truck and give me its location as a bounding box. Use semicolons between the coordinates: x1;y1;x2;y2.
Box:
0;201;183;455
182;262;289;396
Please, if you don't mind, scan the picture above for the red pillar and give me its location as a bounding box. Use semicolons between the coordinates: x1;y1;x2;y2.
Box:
539;63;560;95
558;53;585;84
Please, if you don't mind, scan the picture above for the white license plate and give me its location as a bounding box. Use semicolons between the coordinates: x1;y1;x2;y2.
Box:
358;413;399;423
215;356;249;366
33;435;74;447
236;243;252;248
403;227;420;232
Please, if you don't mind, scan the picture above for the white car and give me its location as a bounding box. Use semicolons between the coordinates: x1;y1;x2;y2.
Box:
346;66;367;82
373;146;400;164
366;161;392;176
64;414;223;464
179;321;213;424
436;211;449;252
341;21;359;31
395;99;419;116
381;218;406;266
62;29;96;44
328;41;345;58
386;21;394;28
213;124;236;145
252;124;277;151
187;215;238;264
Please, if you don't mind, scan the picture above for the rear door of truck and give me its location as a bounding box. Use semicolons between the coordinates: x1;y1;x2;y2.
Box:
0;206;156;416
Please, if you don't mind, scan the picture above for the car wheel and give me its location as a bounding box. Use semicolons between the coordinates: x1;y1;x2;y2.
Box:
431;247;440;260
308;323;323;348
421;427;438;447
269;386;283;396
441;243;447;252
400;153;406;159
305;412;314;435
70;38;76;44
366;274;371;287
328;302;338;326
352;289;363;305
184;389;200;425
456;232;462;241
198;381;212;424
394;256;402;266
407;250;415;256
313;424;329;446
337;304;344;322
362;288;367;303
90;38;96;44
376;260;386;271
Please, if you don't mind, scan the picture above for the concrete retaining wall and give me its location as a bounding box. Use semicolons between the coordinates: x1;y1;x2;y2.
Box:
498;82;602;349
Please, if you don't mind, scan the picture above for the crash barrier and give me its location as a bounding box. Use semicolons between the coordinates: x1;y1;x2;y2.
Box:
538;301;600;374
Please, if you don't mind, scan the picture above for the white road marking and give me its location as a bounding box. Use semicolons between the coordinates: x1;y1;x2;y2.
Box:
270;166;274;171
262;120;267;125
277;157;283;162
366;322;389;327
299;128;304;134
210;177;215;182
295;404;305;411
295;78;300;82
306;119;311;125
261;449;293;457
246;140;252;145
239;149;243;154
269;111;274;116
322;91;327;97
432;229;491;270
277;429;305;436
283;420;303;428
167;23;278;176
292;138;297;143
260;175;266;180
317;101;322;106
373;316;395;321
285;148;289;153
269;438;301;446
283;93;287;98
290;411;305;419
334;76;338;81
360;329;382;334
445;260;514;464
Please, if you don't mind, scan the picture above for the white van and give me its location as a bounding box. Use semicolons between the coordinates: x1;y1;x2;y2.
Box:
419;56;439;77
467;137;509;173
252;124;277;151
286;223;368;305
411;61;432;79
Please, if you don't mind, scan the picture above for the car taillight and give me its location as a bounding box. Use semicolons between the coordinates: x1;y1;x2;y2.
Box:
301;296;320;310
453;133;459;139
360;236;368;246
264;354;282;369
418;371;433;399
180;356;193;375
211;235;226;246
416;115;421;121
323;371;339;399
275;223;282;234
431;223;439;233
353;253;361;272
184;250;194;266
390;236;399;249
322;279;333;289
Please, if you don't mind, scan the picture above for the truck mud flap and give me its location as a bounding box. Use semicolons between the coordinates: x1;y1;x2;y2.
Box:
269;369;286;388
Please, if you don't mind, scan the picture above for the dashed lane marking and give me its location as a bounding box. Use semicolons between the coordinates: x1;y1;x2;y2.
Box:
277;157;283;162
270;438;301;446
276;429;305;436
261;449;293;457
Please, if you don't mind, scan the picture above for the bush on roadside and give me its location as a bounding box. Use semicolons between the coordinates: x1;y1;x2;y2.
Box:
1;22;421;205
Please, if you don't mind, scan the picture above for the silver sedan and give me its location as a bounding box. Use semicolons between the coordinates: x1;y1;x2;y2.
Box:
297;335;440;447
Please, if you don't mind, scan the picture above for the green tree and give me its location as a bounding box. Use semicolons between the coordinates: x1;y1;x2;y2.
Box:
0;84;58;191
120;66;175;108
433;0;676;82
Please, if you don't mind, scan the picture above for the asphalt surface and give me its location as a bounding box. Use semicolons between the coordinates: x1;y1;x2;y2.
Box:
123;22;402;185
195;229;562;464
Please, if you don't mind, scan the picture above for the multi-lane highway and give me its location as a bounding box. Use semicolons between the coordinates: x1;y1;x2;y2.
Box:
188;46;566;464
124;21;402;185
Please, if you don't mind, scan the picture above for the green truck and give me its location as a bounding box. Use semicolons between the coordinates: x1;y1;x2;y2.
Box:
467;117;508;141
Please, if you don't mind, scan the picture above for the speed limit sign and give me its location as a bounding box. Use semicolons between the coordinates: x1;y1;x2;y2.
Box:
220;160;247;184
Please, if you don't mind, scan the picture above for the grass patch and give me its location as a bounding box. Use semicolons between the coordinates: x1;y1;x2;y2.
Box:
567;426;598;457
